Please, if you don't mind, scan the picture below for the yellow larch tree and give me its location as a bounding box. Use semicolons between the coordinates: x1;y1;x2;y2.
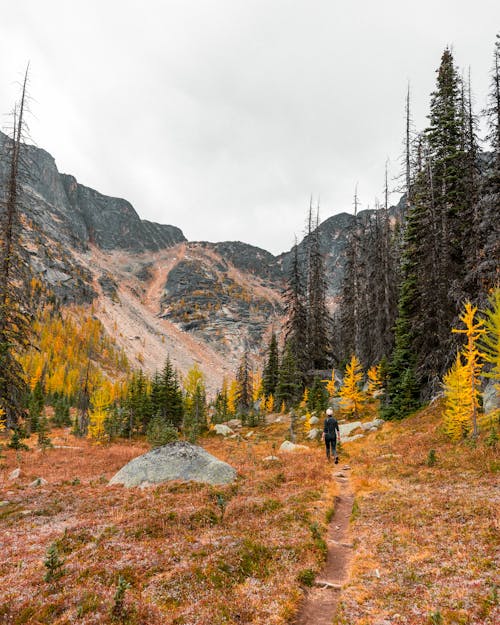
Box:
88;382;113;443
252;371;263;403
367;363;384;399
339;355;365;419
443;353;472;440
265;394;274;414
299;388;309;410
227;379;239;416
452;301;485;437
326;370;336;397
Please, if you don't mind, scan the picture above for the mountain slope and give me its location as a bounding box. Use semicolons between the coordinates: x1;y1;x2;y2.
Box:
0;131;401;386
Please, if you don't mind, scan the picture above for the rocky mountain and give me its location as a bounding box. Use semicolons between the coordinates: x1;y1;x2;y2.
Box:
0;131;400;388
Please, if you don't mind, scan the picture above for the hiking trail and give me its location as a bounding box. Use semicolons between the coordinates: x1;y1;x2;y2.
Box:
294;467;354;625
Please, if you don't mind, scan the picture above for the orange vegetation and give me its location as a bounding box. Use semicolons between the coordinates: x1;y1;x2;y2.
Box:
0;422;337;624
335;402;499;625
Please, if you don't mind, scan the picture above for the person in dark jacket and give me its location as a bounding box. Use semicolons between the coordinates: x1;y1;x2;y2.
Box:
322;407;340;463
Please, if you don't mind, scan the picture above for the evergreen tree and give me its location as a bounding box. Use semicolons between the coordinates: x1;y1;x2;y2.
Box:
276;341;301;408
183;363;207;442
307;376;329;413
236;348;253;417
213;378;230;423
0;68;32;431
262;331;279;398
147;414;178;447
283;240;308;381
37;414;52;450
183;383;207;443
123;369;151;436
27;380;45;433
52;396;71;427
307;206;332;371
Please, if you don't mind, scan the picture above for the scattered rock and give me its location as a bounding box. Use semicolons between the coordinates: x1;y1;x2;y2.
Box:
8;468;21;480
0;501;9;507
306;428;321;440
313;580;342;590
309;416;319;425
214;424;233;436
483;379;499;415
342;434;364;443
109;441;237;488
279;440;308;452
29;478;48;487
245;431;254;438
334;472;346;478
225;419;242;429
342;465;351;470
339;421;362;437
263;455;280;462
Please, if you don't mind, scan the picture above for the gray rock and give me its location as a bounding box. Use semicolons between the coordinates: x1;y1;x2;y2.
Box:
29;477;48;487
483;379;499;415
109;442;236;488
263;455;280;462
307;428;321;440
9;468;21;480
245;431;254;438
279;440;308;452
339;421;362;437
225;419;242;429
309;416;319;425
342;433;364;443
361;419;384;431
214;424;233;436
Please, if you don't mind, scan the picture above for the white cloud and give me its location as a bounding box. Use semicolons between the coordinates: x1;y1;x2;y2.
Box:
1;0;498;254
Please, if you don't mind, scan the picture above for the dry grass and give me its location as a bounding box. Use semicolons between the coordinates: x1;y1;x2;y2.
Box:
0;423;337;625
335;402;500;625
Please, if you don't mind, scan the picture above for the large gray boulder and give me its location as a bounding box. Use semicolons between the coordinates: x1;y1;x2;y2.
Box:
108;441;237;488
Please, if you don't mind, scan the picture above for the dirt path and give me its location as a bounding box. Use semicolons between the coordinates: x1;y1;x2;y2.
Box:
294;468;354;625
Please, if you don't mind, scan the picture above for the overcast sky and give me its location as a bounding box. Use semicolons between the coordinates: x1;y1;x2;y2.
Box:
1;1;499;254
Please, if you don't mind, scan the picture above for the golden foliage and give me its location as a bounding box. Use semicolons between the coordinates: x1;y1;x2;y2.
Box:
326;370;336;397
443;353;472;440
367;363;384;399
88;382;113;443
451;301;485;437
339;354;365;418
19;305;130;401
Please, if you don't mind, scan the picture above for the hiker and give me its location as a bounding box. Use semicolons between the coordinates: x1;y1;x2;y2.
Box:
322;407;340;463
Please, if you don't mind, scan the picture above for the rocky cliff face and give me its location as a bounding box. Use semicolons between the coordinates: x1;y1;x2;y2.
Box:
0;131;400;384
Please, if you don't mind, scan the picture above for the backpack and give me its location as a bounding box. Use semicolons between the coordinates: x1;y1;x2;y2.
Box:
324;416;337;437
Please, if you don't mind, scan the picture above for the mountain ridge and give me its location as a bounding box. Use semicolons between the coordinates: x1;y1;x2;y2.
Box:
0;130;401;387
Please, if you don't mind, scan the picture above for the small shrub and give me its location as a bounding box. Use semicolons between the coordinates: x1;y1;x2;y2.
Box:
428;610;444;625
351;498;360;521
111;576;131;621
325;504;336;523
485;429;498;448
76;592;101;618
297;568;316;586
44;542;65;583
427;449;437;467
